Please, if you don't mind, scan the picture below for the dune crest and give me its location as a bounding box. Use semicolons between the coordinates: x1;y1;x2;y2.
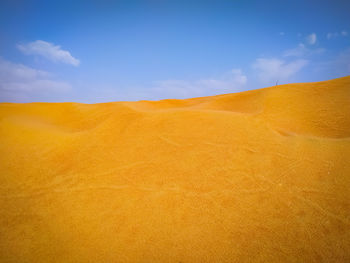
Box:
1;76;350;262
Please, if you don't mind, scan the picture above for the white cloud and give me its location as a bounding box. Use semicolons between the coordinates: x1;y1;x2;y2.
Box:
0;58;71;102
283;43;325;57
341;30;348;36
252;58;308;84
306;33;317;45
283;43;307;57
327;33;334;39
152;69;247;99
315;47;350;78
332;47;350;74
17;40;80;66
327;31;348;39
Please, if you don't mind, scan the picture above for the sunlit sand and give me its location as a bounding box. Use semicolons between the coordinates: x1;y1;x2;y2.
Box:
1;76;349;262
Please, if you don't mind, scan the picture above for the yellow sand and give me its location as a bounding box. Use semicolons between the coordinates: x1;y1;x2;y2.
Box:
0;76;350;262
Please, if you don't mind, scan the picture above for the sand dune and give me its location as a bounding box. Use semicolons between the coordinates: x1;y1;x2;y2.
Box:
0;76;350;262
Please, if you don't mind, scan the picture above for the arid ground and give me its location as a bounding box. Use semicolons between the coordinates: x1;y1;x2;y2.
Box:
1;76;349;262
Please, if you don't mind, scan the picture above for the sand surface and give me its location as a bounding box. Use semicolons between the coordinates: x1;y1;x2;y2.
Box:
1;76;350;262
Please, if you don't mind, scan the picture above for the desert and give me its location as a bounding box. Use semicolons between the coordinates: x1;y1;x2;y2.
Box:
1;76;349;262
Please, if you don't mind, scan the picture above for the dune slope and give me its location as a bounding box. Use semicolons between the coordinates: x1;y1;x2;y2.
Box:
0;76;350;262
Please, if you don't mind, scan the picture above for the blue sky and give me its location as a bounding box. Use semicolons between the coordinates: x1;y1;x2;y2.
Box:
0;0;349;103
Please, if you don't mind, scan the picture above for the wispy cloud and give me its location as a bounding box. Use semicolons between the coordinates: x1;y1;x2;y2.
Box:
331;47;350;75
306;33;317;45
283;44;307;57
327;32;336;39
152;69;247;99
0;57;71;102
252;58;308;84
283;43;325;57
17;40;80;66
314;47;350;79
327;30;348;39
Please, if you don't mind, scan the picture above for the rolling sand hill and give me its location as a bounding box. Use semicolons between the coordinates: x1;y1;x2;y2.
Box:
0;76;350;262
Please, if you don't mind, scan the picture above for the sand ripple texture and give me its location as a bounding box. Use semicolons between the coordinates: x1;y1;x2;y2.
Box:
1;76;350;262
